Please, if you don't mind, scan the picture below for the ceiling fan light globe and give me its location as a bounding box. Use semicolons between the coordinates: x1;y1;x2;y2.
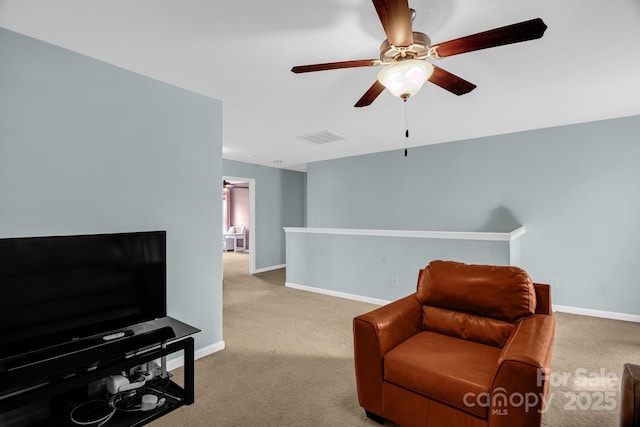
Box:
377;59;433;100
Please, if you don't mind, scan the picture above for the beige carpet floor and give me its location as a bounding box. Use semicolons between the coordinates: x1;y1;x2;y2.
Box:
150;252;640;427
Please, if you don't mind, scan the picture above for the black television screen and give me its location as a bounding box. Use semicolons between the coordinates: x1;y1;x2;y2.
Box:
0;231;166;361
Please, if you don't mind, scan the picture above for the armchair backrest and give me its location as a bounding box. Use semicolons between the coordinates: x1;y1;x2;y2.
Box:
226;225;245;234
416;260;537;348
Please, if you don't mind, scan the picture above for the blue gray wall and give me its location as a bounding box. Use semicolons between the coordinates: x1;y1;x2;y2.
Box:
286;231;515;302
223;159;306;270
307;115;640;315
0;29;223;351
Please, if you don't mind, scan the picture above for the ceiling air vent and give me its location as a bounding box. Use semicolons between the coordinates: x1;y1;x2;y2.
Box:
297;130;345;144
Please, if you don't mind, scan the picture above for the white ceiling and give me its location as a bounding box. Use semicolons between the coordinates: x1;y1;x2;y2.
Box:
2;0;640;172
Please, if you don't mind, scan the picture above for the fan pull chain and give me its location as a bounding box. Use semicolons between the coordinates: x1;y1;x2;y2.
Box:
404;99;409;157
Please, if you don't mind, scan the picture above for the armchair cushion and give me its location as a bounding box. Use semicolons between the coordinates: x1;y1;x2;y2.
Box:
422;306;514;348
385;331;501;418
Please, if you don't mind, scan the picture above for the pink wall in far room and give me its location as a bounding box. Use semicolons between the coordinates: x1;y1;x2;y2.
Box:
229;187;250;250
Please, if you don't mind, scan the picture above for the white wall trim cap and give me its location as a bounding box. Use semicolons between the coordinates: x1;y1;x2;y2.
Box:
284;226;526;242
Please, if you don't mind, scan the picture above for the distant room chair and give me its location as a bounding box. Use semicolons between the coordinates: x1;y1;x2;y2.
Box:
224;226;246;252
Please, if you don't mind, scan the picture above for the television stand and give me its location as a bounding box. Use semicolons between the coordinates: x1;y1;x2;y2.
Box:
0;316;200;427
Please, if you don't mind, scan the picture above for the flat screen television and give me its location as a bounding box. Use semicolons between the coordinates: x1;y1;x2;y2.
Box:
0;231;166;362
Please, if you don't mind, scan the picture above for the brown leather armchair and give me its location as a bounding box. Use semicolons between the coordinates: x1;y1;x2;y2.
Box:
353;260;555;427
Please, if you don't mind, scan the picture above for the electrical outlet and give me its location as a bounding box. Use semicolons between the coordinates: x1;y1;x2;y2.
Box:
550;278;559;289
391;276;399;288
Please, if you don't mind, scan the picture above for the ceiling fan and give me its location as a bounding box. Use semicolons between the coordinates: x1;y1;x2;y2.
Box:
223;180;249;189
291;0;547;107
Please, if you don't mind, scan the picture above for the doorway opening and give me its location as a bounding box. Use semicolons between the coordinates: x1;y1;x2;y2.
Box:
222;176;256;274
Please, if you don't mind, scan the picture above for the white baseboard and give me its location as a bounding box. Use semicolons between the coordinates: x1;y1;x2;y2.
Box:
254;264;285;273
285;282;640;324
166;340;226;372
553;304;640;323
285;282;391;306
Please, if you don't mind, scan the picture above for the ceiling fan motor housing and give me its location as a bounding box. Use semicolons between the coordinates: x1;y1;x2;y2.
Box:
379;32;431;63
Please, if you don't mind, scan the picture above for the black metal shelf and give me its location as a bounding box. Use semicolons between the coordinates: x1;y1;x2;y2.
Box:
56;378;187;427
0;317;198;427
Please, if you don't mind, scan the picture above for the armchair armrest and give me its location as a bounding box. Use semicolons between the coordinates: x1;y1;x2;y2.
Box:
353;293;422;415
490;314;556;427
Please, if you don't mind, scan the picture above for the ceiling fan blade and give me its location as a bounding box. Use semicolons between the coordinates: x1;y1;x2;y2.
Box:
291;59;380;73
355;81;386;107
431;18;547;58
428;66;476;96
372;0;414;47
